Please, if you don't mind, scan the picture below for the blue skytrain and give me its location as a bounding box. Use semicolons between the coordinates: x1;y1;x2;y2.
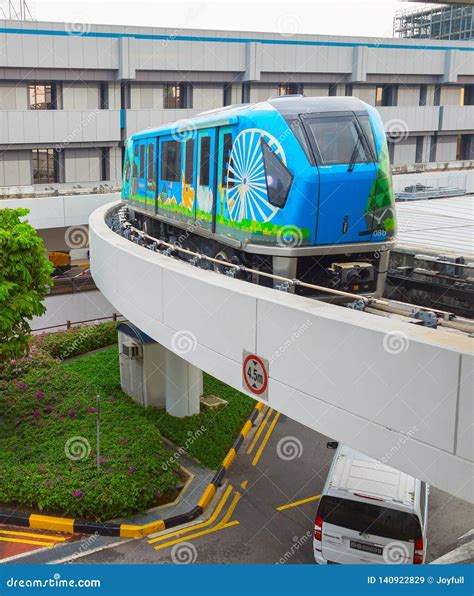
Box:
122;96;396;296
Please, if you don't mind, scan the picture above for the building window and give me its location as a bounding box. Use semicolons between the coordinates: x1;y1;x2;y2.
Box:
161;140;181;181
278;83;301;96
387;140;395;164
28;83;56;110
419;84;427;106
32;149;58;184
164;83;190;109
375;85;398;107
199;136;211;187
241;83;250;103
101;148;110;181
185;138;194;184
461;84;474;106
429;134;438;162
328;84;337;97
223;83;232;106
415;136;424;163
433;84;441;106
456;134;473;161
345;84;353;97
99;83;109;109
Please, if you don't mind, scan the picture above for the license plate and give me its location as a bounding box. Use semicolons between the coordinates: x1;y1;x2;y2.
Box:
350;541;383;556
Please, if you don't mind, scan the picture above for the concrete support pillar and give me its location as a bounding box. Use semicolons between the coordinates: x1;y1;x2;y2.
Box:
165;349;202;418
118;324;202;416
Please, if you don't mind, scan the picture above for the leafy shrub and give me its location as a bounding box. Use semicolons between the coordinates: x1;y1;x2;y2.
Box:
36;321;118;360
0;208;53;362
0;348;178;521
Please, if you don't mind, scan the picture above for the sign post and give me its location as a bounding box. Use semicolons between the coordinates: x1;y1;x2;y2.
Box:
242;351;269;400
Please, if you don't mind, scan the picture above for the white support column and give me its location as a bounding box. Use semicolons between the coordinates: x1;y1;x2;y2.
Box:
165;349;202;418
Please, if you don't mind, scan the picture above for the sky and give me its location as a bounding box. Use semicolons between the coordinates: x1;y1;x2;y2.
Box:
1;0;436;39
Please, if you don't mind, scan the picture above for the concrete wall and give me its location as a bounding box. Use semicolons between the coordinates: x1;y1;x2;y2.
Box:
62;82;100;111
351;85;375;104
89;201;474;502
393;137;417;165
192;84;224;111
64;148;101;183
0;81;27;110
0;149;31;186
130;84;163;110
31;291;117;332
304;85;329;97
436;135;458;162
0;191;120;229
249;85;279;103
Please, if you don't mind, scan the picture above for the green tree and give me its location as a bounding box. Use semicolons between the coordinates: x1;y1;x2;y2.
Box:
0;208;53;362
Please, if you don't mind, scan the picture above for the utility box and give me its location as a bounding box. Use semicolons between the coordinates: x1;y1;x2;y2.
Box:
118;322;166;408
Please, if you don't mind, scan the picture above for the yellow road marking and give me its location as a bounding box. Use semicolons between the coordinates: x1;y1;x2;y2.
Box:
148;485;233;545
252;411;281;466
154;521;239;551
0;536;55;547
246;407;273;455
276;494;321;511
154;491;241;551
240;480;248;490
0;529;66;542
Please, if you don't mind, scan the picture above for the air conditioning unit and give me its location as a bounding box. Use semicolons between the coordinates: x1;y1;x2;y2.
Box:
122;341;142;359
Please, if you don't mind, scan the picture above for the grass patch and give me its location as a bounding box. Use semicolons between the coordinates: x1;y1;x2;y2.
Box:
146;376;256;470
0;347;179;522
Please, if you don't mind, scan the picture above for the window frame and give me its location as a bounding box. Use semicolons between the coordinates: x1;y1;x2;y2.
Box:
31;148;57;184
184;138;195;184
302;111;372;167
160;139;182;182
261;138;293;210
199;136;211;187
221;132;234;187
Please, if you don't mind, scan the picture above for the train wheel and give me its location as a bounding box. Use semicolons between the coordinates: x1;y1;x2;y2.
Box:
213;250;240;275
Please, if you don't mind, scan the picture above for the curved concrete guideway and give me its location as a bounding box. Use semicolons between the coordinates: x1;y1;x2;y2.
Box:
90;202;473;503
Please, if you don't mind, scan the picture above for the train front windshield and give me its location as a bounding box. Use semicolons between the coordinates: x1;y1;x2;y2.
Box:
303;113;376;166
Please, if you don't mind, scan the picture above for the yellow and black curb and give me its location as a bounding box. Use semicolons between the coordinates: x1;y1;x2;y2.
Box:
0;402;264;539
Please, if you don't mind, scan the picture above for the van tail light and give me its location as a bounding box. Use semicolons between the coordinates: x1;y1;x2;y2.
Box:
413;537;423;564
314;514;323;542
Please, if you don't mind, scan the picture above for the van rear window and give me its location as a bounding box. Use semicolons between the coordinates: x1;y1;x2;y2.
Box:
319;496;421;542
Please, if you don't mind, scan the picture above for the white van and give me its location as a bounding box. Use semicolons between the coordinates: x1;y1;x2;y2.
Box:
313;444;429;565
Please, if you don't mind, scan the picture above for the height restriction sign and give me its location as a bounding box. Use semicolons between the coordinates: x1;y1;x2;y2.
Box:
242;351;269;400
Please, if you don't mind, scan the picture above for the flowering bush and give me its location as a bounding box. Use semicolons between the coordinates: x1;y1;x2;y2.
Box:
0;347;178;521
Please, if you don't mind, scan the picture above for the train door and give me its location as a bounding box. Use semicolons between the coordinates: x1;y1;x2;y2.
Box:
145;138;157;213
157;135;182;221
215;126;233;232
195;129;216;231
136;139;147;208
302;112;376;245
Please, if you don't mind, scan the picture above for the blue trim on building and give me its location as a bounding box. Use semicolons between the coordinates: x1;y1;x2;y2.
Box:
0;27;472;52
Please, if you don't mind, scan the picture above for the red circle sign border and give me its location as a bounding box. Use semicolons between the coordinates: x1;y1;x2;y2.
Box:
243;353;268;396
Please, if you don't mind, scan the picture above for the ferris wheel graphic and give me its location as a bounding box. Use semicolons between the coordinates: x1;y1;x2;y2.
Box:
226;129;286;223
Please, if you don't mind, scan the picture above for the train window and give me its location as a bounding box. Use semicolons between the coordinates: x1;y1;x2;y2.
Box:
124;152;131;182
147;144;154;181
139;145;145;178
161;140;181;182
221;133;234;187
305;115;368;165
199;136;211;187
356;114;376;161
261;139;293;209
185;138;194;184
285;118;313;163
